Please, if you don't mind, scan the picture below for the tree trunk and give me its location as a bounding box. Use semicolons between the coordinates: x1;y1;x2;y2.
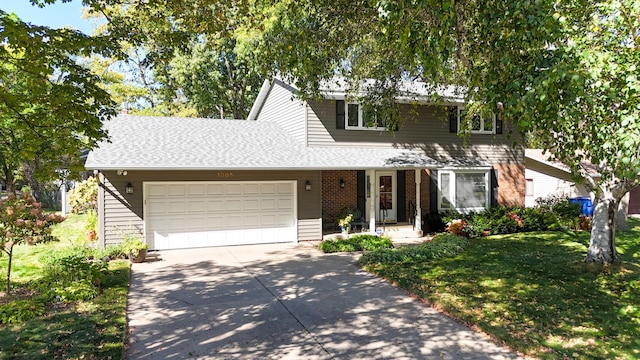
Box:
585;196;619;264
4;243;14;294
616;192;629;231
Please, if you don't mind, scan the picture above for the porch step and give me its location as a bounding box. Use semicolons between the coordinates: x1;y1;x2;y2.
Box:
382;227;423;239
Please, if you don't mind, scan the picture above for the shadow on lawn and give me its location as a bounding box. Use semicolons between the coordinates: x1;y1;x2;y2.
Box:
125;246;520;360
372;229;640;359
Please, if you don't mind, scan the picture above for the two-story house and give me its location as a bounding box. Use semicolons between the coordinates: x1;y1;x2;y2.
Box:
86;78;525;250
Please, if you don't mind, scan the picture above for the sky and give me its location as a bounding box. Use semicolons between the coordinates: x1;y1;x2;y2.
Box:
1;0;97;34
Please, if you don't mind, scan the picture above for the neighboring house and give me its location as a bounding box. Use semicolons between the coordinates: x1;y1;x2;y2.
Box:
524;149;594;207
85;78;525;250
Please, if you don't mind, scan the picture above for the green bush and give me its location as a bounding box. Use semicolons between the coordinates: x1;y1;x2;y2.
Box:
440;200;582;237
318;234;393;253
39;252;108;301
0;298;45;324
68;177;98;214
357;233;469;265
94;244;126;260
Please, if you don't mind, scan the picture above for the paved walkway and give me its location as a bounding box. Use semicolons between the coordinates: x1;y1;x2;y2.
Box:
126;243;524;359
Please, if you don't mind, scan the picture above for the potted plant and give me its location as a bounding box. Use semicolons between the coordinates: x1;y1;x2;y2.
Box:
337;206;356;235
122;235;148;263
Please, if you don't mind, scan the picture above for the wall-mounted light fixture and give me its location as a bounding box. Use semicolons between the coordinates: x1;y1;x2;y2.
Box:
117;170;128;176
305;180;311;191
125;182;134;194
339;178;345;188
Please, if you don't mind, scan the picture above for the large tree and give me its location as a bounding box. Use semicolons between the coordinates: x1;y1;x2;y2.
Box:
87;1;262;118
237;0;638;264
0;11;116;192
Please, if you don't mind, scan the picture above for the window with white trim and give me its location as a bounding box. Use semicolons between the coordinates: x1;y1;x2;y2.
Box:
438;170;490;212
458;108;496;134
346;103;386;130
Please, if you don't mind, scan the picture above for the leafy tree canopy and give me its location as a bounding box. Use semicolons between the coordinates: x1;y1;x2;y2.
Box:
0;10;116;190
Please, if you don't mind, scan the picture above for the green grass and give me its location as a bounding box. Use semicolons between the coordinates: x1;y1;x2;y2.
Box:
0;213;129;360
360;219;640;359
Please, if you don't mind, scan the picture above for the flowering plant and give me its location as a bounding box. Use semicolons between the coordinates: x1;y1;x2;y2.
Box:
447;219;469;237
509;212;524;227
0;190;65;293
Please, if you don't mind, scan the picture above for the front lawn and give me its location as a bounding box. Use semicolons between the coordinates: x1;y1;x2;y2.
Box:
0;213;129;360
360;219;640;359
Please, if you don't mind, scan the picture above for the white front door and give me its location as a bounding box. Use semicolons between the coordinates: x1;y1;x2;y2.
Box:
376;171;397;222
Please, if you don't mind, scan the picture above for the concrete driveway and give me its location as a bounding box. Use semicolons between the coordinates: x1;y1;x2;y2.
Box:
126;243;523;360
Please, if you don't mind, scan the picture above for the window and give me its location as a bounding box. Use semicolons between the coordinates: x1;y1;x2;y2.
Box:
458;108;496;134
345;103;386;130
526;179;534;196
438;170;490;212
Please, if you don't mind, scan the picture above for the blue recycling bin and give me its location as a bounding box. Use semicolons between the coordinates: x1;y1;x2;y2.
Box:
569;197;594;216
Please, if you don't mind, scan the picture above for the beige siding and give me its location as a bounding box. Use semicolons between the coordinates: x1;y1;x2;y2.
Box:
524;161;590;207
307;100;524;164
100;175;144;247
255;79;306;143
99;170;322;246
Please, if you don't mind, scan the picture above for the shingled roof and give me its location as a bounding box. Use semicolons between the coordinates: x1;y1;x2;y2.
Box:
85;115;442;171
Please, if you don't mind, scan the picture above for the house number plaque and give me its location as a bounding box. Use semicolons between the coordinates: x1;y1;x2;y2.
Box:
217;172;234;178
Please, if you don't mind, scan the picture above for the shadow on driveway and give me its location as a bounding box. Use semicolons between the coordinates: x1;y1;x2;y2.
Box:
126;244;522;359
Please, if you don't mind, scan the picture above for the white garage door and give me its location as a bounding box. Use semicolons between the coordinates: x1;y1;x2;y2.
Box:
144;181;297;250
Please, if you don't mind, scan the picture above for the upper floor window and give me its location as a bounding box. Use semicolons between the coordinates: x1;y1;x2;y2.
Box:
449;106;502;135
461;109;496;134
346;103;386;130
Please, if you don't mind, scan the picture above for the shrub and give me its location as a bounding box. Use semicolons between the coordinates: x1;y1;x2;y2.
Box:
358;234;394;250
318;234;393;253
39;252;108;301
0;298;45;324
535;194;582;223
68;177;98;214
357;233;469;265
0;190;65;293
422;212;446;233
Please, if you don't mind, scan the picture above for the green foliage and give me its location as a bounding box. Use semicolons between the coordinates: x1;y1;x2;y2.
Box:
361;219;640;359
0;298;45;325
357;233;469;266
121;233;148;258
0;212;129;358
39;252;108;301
319;234;393;253
68;177;99;214
535;195;582;224
440;200;583;238
0;11;115;192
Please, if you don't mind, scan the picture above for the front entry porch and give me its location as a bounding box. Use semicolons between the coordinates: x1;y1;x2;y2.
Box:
321;169;428;237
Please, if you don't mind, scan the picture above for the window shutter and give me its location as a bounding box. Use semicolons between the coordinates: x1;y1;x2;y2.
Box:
448;106;458;133
429;170;438;213
496;117;503;134
490;168;499;207
356;171;365;215
336;100;345;129
397;171;406;222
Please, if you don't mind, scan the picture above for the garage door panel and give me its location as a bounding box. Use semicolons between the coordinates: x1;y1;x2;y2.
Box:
146;181;297;250
225;200;242;212
225;184;242;195
243;199;260;211
187;184;206;196
207;184;224;195
168;185;186;196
